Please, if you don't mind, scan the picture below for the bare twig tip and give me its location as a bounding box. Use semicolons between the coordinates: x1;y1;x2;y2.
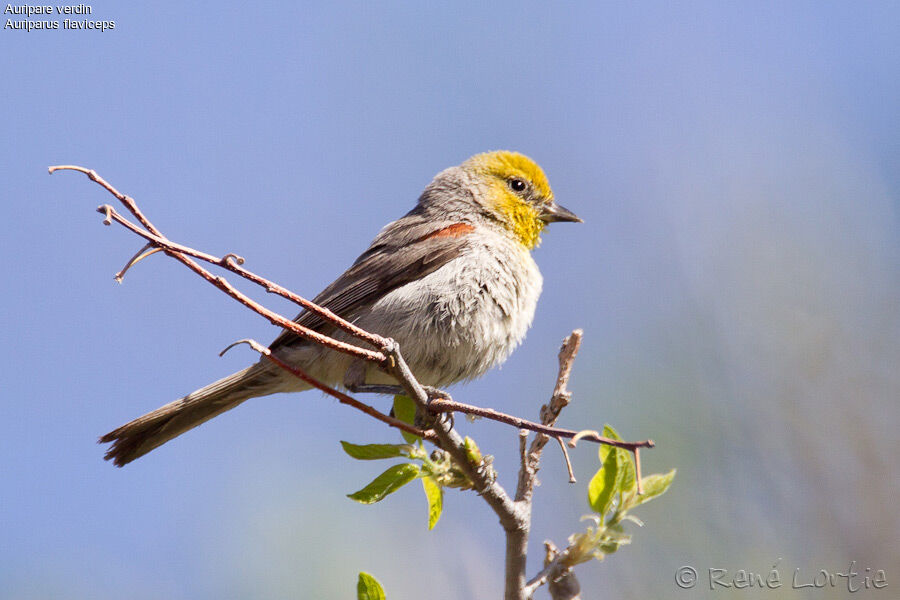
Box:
115;244;162;282
633;448;644;495
223;253;245;266
219;338;269;357
48;165;90;176
555;437;577;483
97;204;113;225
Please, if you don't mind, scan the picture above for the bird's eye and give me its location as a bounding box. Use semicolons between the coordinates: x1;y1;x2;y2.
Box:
508;178;527;193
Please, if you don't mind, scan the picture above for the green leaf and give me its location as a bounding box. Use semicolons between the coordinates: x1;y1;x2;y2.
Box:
588;441;622;517
348;463;420;504
341;441;410;460
393;395;419;444
421;476;444;530
599;438;611;464
597;424;621;462
357;572;386;600
602;425;636;496
632;469;676;506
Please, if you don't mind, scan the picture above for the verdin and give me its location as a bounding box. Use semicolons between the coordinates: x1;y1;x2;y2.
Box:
101;150;581;466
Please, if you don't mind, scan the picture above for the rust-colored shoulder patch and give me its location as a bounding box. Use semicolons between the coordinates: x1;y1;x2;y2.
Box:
419;223;476;241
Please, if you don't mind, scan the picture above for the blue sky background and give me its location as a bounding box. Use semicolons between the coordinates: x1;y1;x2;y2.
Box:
2;2;898;598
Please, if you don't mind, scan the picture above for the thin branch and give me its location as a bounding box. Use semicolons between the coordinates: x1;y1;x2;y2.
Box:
518;430;529;475
50;165;388;352
516;331;582;503
50;165;159;234
513;332;582;600
556;437;576;484
95;202;386;362
224;338;438;444
115;244;162;282
334;380;653;453
427;396;654;453
633;447;644;495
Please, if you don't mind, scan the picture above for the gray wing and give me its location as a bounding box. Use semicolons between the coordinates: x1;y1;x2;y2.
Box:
268;216;470;351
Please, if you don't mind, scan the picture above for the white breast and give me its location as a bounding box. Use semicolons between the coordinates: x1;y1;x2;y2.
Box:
357;232;543;387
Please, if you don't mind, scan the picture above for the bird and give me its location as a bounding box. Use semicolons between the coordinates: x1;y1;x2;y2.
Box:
100;150;582;466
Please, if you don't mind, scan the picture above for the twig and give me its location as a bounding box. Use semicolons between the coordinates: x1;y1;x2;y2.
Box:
518;430;529;474
50;165;388;353
50;165;158;233
427;397;654;453
633;447;644;495
514;332;583;599
93;202;386;362
115;243;161;282
224;339;438;444
516;331;582;504
556;437;576;484
338;380;654;454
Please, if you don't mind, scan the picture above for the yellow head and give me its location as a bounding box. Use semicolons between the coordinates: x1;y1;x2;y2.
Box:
464;151;581;249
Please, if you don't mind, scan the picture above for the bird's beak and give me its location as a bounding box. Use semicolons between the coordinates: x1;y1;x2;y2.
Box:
539;201;583;223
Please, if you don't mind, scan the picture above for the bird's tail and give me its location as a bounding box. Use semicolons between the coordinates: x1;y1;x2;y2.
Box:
100;363;285;467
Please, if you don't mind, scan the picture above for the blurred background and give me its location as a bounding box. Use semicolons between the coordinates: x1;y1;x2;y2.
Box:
2;2;897;598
